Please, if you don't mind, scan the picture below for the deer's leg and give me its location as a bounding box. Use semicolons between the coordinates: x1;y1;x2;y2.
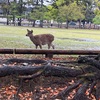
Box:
48;44;51;49
52;45;55;49
48;43;55;49
51;44;55;49
39;45;42;49
35;45;38;49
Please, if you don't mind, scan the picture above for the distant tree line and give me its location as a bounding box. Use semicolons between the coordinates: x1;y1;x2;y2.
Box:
0;0;100;28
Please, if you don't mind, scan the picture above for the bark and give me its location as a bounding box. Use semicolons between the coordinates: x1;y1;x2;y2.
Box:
0;65;83;77
78;56;100;79
0;66;44;77
89;81;96;96
96;80;100;100
32;20;35;27
78;56;100;69
5;58;47;64
73;81;90;100
53;79;84;99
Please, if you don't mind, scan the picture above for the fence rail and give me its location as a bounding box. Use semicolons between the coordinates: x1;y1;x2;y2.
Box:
0;49;100;57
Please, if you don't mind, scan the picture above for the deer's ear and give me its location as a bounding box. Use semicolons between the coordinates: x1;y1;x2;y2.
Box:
31;30;33;33
27;29;29;31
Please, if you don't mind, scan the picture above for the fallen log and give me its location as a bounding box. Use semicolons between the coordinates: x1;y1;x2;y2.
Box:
5;58;47;64
78;56;100;70
0;65;83;77
0;66;44;77
78;56;100;80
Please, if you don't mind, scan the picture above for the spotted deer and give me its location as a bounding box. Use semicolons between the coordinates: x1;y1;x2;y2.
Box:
26;29;55;49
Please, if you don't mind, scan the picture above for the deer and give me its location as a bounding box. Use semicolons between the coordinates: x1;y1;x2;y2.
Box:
26;29;55;49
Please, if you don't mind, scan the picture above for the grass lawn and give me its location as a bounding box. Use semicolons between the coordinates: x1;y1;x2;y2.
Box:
0;25;100;50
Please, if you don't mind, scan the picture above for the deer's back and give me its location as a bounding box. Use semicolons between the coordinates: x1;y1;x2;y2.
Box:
33;34;54;45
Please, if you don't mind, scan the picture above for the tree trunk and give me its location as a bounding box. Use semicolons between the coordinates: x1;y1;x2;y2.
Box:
66;20;69;29
12;15;15;26
32;20;35;27
79;19;82;29
7;16;9;25
6;0;10;25
39;20;43;28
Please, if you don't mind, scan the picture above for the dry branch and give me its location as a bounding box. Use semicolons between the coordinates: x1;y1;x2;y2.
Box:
53;79;84;99
73;81;90;100
89;81;96;96
96;80;100;100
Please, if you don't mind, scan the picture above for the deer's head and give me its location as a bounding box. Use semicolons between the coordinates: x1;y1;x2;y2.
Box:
26;29;33;37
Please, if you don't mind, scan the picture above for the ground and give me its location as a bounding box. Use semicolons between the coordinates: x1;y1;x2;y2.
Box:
0;26;100;50
0;55;97;100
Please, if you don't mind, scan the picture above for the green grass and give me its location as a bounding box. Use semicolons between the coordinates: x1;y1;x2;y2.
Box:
0;25;100;50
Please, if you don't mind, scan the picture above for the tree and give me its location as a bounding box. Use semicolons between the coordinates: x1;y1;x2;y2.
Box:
27;6;47;27
16;0;26;26
46;5;58;27
1;0;10;25
52;0;97;28
0;0;26;26
92;0;100;28
26;0;53;27
58;2;84;28
93;15;100;24
9;0;17;25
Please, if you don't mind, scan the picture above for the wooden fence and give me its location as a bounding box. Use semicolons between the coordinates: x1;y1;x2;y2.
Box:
0;49;100;58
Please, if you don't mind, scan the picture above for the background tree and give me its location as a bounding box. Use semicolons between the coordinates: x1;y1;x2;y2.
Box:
1;0;27;26
58;2;84;28
0;0;98;28
27;0;51;27
51;0;97;28
9;0;17;25
27;6;47;27
93;15;100;25
93;0;100;25
1;0;10;25
16;0;26;26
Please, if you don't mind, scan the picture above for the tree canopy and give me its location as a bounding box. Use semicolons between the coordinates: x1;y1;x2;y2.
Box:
0;0;100;27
